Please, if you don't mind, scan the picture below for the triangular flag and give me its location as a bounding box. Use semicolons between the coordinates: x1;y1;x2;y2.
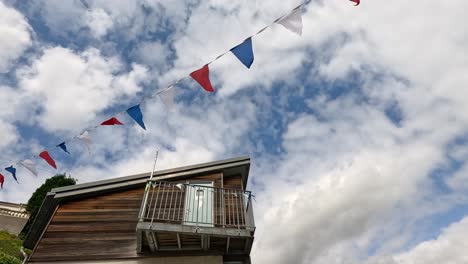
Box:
278;8;303;36
20;159;38;176
126;104;146;130
190;65;214;92
100;117;123;126
57;142;70;154
350;0;360;6
0;173;4;189
77;131;92;153
5;166;17;183
159;88;176;111
39;151;57;169
230;38;254;68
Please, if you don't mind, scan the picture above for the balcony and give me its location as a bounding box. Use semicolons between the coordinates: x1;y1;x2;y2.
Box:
136;180;255;257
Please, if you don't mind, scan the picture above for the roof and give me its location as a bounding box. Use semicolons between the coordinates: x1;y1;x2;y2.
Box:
23;156;250;250
0;201;27;212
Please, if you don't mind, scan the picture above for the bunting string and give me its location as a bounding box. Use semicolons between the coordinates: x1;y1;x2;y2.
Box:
0;0;361;189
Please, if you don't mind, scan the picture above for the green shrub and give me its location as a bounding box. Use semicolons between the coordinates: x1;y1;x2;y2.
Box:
0;252;21;264
0;231;23;264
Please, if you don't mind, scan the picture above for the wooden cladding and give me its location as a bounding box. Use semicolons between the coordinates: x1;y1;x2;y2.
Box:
28;172;244;262
29;187;144;262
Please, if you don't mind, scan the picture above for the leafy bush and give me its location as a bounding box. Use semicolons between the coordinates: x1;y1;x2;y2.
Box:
0;252;21;264
0;231;24;264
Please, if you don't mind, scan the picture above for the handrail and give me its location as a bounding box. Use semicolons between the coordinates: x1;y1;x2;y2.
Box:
139;181;255;230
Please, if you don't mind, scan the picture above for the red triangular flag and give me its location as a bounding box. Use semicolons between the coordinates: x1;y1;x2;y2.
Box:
190;64;214;92
100;117;123;126
39;151;57;169
350;0;360;6
0;173;4;189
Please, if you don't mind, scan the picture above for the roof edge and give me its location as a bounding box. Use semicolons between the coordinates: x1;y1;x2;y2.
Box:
52;156;250;194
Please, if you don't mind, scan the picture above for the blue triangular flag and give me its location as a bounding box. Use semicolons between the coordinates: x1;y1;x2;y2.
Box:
57;142;70;154
5;166;17;183
230;38;254;68
126;104;146;130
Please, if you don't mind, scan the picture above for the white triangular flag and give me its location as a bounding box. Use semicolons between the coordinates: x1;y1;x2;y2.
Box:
159;88;176;111
277;8;303;36
77;131;92;153
20;159;38;177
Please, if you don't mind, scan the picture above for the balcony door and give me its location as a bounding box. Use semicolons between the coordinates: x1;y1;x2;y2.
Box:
184;182;214;227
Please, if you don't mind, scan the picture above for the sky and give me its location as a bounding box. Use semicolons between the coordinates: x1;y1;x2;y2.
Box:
1;0;468;263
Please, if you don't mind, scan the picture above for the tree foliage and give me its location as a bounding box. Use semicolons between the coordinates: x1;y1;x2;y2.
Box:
0;230;30;264
20;174;77;238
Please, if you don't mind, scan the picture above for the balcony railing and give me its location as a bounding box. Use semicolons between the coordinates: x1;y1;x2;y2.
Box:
138;181;255;231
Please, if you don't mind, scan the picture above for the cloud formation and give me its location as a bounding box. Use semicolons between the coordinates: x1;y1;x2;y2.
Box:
0;1;31;72
1;1;468;264
18;47;148;132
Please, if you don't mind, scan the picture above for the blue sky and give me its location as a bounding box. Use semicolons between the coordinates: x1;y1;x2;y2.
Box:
1;0;468;263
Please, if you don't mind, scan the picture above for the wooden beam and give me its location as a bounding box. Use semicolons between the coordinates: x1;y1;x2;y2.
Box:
136;230;142;253
201;235;209;250
176;233;182;249
244;237;253;254
145;231;156;252
151;232;159;250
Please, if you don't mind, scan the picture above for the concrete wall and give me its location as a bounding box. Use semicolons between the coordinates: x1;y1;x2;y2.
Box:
0;214;28;235
28;256;223;264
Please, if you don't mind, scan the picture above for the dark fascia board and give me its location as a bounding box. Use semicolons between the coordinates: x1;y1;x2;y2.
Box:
52;156;250;195
23;156;250;250
23;192;58;249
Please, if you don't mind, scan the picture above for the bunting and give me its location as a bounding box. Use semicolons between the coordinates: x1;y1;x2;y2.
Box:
159;88;176;111
5;166;17;183
190;65;214;92
20;159;38;177
101;117;123;126
0;173;4;189
278;8;303;36
0;1;359;189
231;38;255;68
57;142;70;154
126;105;146;130
39;151;57;169
77;131;92;153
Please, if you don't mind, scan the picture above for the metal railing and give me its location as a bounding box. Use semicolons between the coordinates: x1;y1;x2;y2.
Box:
139;181;255;230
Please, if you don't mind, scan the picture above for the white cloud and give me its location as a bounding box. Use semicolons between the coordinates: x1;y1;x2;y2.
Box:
17;47;149;133
133;41;172;69
0;1;32;72
1;1;468;264
29;0;85;36
0;120;18;150
392;216;468;264
84;8;113;38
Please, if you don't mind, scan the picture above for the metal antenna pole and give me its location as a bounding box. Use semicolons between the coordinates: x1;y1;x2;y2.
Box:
139;149;159;221
149;150;159;181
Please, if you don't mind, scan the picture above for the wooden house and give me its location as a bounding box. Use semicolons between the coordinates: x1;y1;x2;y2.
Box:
23;156;255;264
